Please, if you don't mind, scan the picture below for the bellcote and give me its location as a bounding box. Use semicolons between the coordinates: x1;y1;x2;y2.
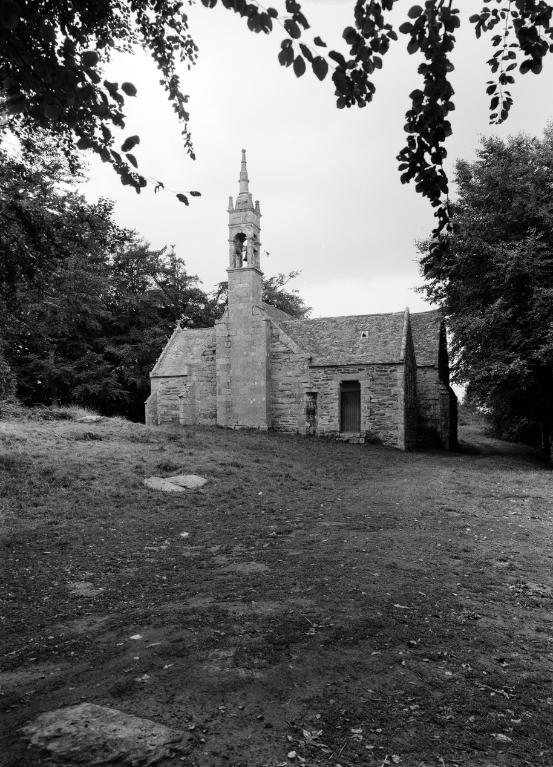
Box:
228;149;262;270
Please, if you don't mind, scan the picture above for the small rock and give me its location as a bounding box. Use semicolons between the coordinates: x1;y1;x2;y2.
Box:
68;581;103;597
21;703;185;765
287;751;297;760
493;733;513;743
76;415;103;423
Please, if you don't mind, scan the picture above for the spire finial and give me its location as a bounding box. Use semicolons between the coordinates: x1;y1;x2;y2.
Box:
239;148;249;194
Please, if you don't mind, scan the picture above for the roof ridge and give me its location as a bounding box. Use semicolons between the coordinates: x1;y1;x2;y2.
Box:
281;310;407;324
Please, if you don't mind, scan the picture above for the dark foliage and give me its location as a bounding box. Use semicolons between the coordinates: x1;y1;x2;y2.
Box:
420;128;553;456
3;2;552;236
0;0;199;203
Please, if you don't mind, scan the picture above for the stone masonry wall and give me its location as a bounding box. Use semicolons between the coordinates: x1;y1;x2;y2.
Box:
269;324;407;448
145;331;216;426
189;343;217;425
270;328;311;432
215;312;231;427
309;365;406;448
416;366;451;448
146;376;185;425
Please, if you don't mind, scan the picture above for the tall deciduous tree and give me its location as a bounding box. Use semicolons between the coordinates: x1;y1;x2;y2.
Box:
101;241;219;420
420;128;553;456
2;2;553;235
0;143;210;417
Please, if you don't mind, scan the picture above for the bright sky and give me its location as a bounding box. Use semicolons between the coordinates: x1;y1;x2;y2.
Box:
83;0;553;318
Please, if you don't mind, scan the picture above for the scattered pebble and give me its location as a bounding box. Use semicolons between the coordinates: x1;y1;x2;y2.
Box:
493;733;513;743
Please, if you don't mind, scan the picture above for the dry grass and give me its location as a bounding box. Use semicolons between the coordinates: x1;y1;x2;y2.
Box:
0;400;101;422
1;410;553;766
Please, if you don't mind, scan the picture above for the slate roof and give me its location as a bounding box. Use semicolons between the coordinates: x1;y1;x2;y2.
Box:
409;310;443;367
278;311;408;365
151;326;214;377
150;307;443;376
273;308;443;367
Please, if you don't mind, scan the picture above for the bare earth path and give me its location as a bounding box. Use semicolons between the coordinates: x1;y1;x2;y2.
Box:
1;414;552;766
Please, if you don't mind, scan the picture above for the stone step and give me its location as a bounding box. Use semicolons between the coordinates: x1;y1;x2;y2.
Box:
336;432;365;444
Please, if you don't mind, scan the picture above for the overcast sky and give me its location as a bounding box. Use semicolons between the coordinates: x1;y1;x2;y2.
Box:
83;0;553;318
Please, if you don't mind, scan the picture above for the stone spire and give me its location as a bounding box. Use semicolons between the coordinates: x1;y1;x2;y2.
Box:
235;148;254;210
239;148;249;194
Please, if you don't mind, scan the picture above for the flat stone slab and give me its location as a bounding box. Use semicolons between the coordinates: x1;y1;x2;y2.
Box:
144;474;207;492
165;474;208;489
144;476;186;492
21;703;185;766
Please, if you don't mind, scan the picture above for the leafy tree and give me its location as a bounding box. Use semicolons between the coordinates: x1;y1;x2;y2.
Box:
262;271;311;318
102;241;219;420
3;1;553;235
420;128;553;456
0;144;126;407
212;270;311;319
0;140;122;402
0;0;199;202
0;142;216;418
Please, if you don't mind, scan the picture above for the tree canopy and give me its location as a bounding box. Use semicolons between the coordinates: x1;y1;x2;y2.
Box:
0;0;199;201
2;1;552;234
420;127;553;455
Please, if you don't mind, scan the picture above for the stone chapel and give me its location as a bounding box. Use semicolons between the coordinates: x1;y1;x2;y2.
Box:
145;151;457;450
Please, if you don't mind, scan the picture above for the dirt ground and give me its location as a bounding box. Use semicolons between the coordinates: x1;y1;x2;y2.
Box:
1;410;553;766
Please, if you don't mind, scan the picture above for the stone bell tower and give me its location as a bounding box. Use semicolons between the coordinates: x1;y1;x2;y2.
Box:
215;150;271;429
228;149;262;272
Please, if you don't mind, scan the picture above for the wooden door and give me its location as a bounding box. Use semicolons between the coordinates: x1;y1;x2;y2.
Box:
340;381;360;432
